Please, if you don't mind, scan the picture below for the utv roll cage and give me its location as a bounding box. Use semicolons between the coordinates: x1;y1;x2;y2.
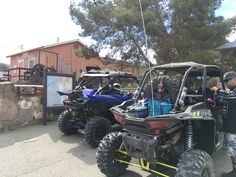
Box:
135;62;225;113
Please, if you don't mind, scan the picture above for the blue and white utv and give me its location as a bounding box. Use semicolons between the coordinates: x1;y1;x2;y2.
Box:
57;69;138;147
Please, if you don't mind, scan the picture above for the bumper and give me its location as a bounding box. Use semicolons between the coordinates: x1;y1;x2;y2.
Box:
123;132;159;163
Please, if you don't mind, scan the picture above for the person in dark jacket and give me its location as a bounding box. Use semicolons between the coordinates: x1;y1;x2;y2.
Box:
212;71;236;177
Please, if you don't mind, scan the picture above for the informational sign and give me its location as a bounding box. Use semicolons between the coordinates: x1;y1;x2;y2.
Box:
43;70;76;125
46;75;73;107
17;87;36;95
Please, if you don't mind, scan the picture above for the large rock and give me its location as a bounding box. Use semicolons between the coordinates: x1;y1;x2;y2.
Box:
0;82;19;132
0;82;19;121
0;83;44;132
32;97;43;119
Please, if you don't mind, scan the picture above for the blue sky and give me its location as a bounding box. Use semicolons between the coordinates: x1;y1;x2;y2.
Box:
0;0;235;64
215;0;236;42
216;0;236;19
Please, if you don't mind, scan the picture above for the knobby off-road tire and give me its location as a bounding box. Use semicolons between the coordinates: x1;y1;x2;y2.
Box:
175;149;215;177
57;110;78;135
97;132;131;177
85;116;111;148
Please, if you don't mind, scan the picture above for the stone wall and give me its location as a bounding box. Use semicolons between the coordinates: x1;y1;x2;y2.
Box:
0;82;43;132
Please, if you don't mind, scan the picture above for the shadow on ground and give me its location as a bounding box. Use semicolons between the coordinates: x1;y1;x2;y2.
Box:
120;170;144;177
67;139;97;165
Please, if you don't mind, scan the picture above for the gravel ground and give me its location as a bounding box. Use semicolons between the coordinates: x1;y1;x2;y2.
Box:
0;121;231;177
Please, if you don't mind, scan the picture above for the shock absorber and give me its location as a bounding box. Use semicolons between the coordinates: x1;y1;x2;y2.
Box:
185;120;193;150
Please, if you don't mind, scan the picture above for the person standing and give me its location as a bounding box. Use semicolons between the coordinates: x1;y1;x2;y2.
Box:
212;71;236;177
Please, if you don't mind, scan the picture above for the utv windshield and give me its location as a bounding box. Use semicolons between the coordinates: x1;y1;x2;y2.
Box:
77;76;110;90
137;67;185;102
130;67;185;117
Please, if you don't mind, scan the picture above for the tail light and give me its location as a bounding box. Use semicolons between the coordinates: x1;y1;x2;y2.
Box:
147;119;171;135
113;112;125;124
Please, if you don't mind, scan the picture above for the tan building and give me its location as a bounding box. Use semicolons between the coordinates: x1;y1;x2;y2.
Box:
7;39;136;80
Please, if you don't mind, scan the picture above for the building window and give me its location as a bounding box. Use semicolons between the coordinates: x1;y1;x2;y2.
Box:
18;58;24;66
28;58;35;68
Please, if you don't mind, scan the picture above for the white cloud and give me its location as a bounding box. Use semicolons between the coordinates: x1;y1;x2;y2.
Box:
220;10;236;19
0;0;236;65
227;31;236;42
0;0;80;64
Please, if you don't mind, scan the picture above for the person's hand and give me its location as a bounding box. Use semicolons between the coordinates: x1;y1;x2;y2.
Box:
226;88;230;93
211;86;219;92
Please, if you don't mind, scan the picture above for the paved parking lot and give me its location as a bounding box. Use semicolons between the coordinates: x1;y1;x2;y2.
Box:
0;121;231;177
